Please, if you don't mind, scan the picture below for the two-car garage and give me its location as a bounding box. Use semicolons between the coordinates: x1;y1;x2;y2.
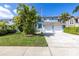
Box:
43;21;63;33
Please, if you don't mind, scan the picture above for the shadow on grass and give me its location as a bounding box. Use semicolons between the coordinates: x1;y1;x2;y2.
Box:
0;32;16;37
0;30;17;37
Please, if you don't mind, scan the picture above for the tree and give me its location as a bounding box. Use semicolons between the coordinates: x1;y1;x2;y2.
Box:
15;3;39;34
0;21;5;27
73;6;79;13
72;5;79;32
72;6;79;27
13;16;23;32
60;12;70;28
0;21;6;30
60;12;70;23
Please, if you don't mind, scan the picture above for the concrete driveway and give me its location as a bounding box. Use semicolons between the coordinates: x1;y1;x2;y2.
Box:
45;31;79;56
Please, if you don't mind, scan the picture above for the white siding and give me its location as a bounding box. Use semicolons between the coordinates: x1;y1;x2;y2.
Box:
65;18;76;27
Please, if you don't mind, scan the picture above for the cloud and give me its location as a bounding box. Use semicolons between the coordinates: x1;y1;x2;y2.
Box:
4;4;11;9
13;9;17;14
0;6;14;19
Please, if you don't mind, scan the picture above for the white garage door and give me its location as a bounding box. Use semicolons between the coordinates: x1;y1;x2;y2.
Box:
54;26;63;32
43;26;54;33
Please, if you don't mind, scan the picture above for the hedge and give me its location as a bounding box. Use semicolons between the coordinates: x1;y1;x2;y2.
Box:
64;27;79;35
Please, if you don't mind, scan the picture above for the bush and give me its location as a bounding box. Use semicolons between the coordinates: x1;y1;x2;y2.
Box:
64;27;79;35
7;30;16;34
0;30;7;35
0;25;17;36
0;29;17;36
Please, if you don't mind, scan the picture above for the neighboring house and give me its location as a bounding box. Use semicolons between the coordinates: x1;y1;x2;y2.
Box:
36;16;79;33
0;19;14;30
0;19;14;25
65;16;79;27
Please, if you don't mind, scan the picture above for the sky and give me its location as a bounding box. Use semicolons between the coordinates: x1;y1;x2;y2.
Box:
0;3;79;19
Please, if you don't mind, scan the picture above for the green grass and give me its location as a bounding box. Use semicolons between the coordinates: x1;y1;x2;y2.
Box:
64;27;79;35
0;33;48;46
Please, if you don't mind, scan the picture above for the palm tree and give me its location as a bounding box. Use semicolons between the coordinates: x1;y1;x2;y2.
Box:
73;5;79;33
60;12;70;28
73;6;79;13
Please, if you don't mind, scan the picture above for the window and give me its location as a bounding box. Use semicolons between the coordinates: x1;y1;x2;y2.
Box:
38;23;42;28
75;19;78;23
44;18;46;20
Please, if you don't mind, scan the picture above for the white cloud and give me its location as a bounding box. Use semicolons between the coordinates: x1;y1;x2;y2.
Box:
4;4;11;9
0;6;14;19
13;9;17;14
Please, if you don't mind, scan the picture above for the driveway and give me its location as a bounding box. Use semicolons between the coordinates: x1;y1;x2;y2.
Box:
45;31;79;56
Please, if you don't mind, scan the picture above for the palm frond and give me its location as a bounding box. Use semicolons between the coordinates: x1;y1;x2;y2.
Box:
73;6;79;14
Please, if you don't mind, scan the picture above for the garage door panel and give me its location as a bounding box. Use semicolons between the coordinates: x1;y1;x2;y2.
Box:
54;26;63;31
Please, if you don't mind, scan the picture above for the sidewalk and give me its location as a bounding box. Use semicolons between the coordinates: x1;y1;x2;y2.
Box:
0;46;50;56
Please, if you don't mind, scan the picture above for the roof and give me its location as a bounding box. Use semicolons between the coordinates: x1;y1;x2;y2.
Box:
44;21;64;26
40;16;60;18
40;16;79;20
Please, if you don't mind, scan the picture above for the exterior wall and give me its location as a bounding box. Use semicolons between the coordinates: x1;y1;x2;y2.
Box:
0;19;14;25
78;19;79;23
65;18;76;27
65;18;79;27
36;17;61;33
36;17;55;33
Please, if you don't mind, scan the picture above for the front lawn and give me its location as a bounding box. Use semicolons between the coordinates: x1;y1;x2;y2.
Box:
64;27;79;35
0;33;48;46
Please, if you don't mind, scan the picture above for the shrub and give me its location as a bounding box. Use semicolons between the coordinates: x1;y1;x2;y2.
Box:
0;29;7;35
7;30;16;34
64;27;79;35
0;29;17;36
0;25;17;36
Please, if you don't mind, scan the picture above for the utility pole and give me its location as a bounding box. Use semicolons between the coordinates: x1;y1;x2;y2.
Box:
41;7;42;17
41;7;44;33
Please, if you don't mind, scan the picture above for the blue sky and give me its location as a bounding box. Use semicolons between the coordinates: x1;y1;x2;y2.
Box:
0;3;79;19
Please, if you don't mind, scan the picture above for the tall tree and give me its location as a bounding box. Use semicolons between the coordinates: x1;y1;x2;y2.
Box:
73;5;79;31
14;3;39;34
60;12;70;28
13;16;23;32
